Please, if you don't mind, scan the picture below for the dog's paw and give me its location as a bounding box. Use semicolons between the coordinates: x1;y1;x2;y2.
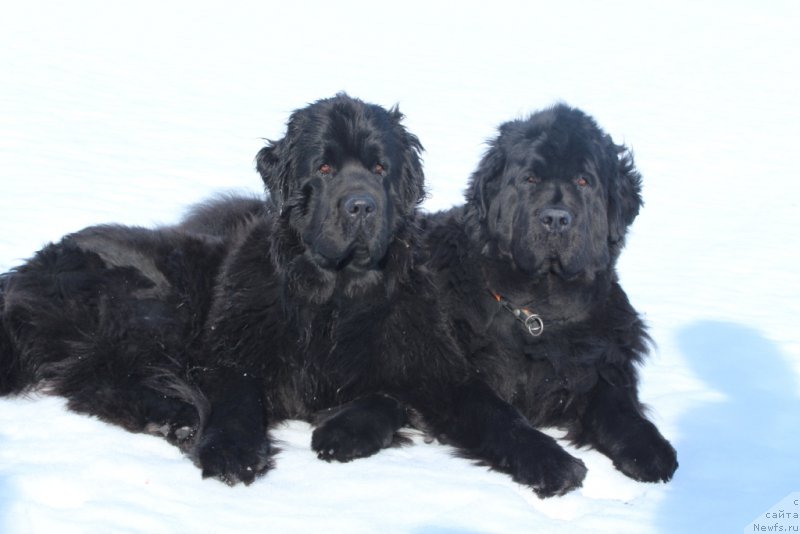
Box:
311;414;395;462
475;426;586;498
145;421;197;448
509;441;587;498
611;429;678;483
311;394;407;463
144;403;200;450
193;429;274;486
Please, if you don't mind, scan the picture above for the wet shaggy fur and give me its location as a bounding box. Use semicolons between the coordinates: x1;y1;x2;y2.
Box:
0;95;587;496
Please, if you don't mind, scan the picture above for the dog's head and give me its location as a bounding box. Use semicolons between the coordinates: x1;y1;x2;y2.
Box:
256;94;425;298
467;104;642;279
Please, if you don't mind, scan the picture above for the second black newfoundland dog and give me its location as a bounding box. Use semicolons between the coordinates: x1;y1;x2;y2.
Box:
327;104;678;489
0;95;586;496
425;105;678;484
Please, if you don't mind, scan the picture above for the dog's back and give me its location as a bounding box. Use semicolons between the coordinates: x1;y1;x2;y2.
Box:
0;225;225;437
178;193;268;239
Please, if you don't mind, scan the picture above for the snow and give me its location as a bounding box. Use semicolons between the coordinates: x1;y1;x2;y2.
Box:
1;1;799;532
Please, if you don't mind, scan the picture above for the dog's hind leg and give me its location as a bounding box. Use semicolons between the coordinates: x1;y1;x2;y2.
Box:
0;236;202;447
49;337;202;449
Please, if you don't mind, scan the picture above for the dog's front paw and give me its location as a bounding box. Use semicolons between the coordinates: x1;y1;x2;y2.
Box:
479;427;586;498
611;427;678;483
311;394;407;462
193;429;274;486
510;440;587;498
312;413;396;462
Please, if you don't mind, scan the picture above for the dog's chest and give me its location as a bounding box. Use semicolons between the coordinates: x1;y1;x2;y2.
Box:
296;307;383;395
482;316;604;415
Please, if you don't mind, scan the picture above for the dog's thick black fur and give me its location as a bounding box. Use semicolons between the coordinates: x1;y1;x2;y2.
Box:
0;95;587;497
424;105;678;483
0;224;222;444
328;104;678;488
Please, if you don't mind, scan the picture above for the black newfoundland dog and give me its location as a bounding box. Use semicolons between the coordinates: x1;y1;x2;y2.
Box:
0;95;586;496
329;104;678;490
422;105;678;484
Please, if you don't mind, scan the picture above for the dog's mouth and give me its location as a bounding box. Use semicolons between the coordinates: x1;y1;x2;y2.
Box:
335;243;378;270
520;252;584;281
544;257;571;277
511;224;591;280
313;236;385;272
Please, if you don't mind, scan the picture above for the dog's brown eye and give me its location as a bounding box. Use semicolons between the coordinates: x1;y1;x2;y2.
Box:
319;163;332;175
526;175;540;184
577;176;589;187
374;163;385;175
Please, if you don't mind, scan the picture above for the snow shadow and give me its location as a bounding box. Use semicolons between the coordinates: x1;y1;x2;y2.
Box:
657;320;799;533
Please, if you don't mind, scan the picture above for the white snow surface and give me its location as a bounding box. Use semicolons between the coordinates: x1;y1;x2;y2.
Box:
1;2;799;533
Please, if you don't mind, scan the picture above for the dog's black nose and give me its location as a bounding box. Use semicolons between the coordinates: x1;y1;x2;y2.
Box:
539;208;573;232
342;193;377;219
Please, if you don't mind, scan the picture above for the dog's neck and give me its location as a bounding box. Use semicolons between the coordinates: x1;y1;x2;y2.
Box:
476;252;610;327
273;217;416;306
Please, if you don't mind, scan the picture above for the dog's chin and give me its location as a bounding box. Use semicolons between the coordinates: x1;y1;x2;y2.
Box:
545;258;582;279
341;245;382;271
313;241;386;273
321;247;386;298
516;253;587;281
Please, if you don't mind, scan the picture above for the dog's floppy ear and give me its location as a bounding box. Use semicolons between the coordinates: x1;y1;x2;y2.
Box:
607;143;643;249
256;137;290;212
389;105;427;210
467;138;506;221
